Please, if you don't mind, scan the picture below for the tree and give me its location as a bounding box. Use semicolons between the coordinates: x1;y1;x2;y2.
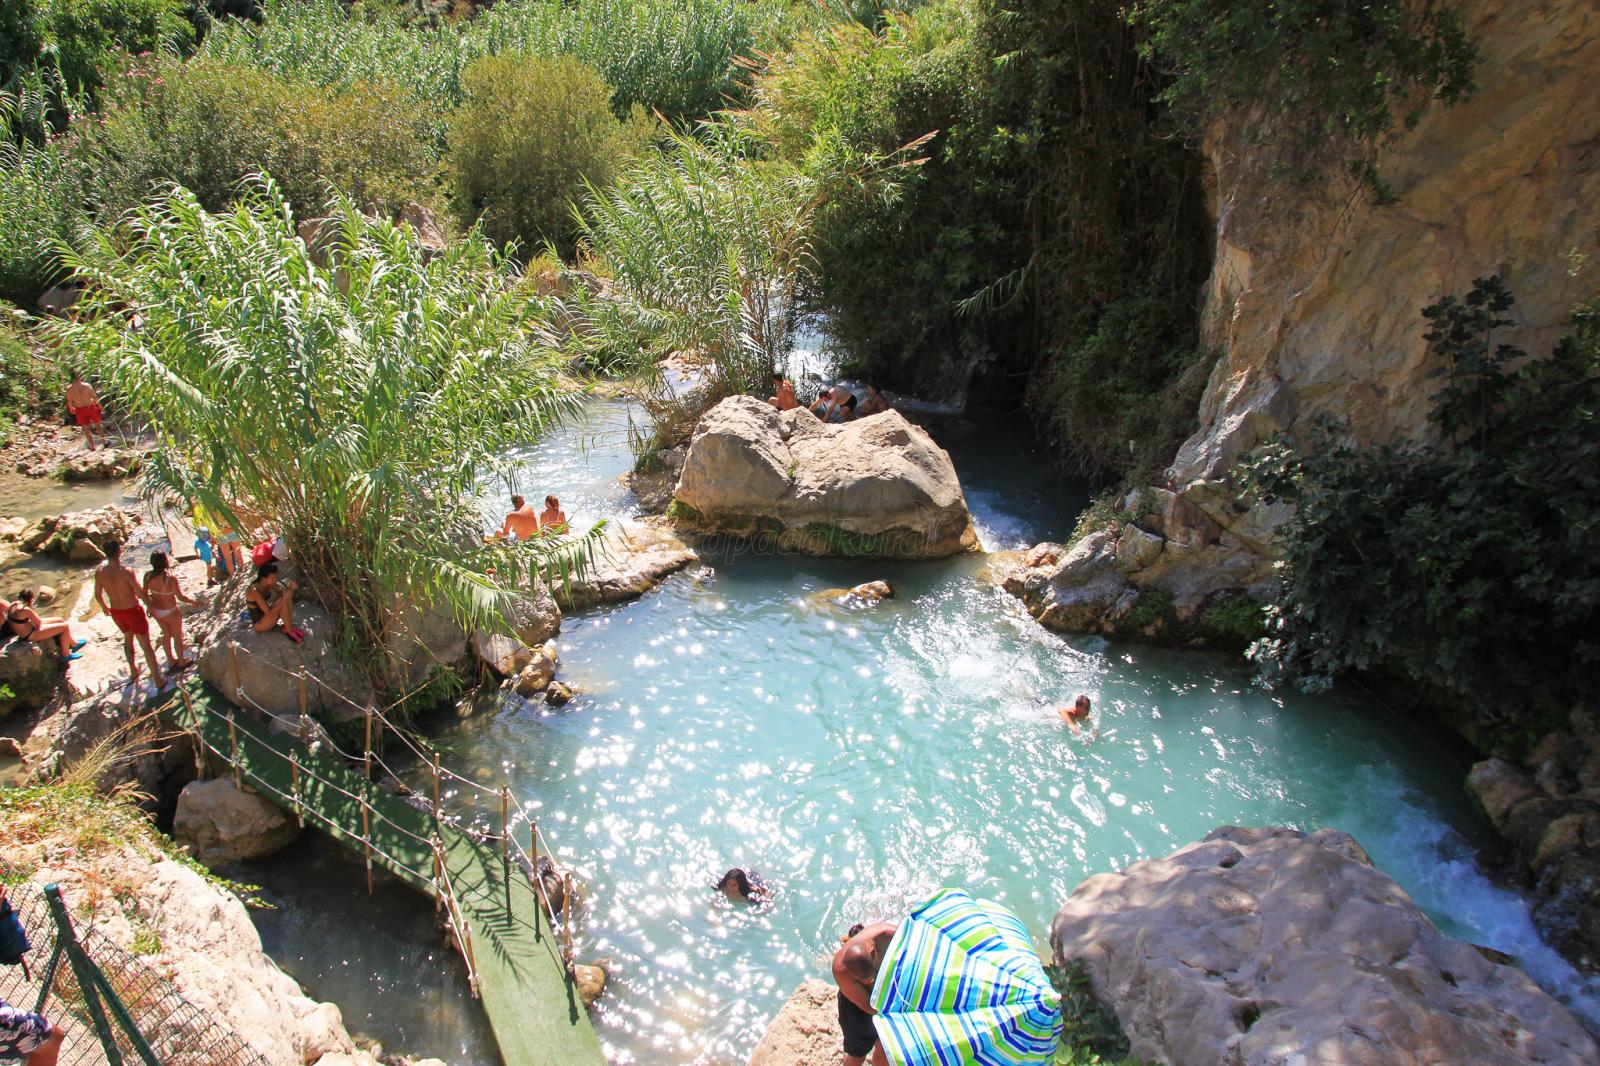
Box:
59;181;593;692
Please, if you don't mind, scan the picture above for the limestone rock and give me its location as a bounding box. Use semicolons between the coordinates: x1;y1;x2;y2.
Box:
545;680;574;706
554;517;697;611
1467;758;1540;828
574;963;607;1008
19;506;135;564
1051;826;1599;1066
174;778;301;865
0;638;60;718
472;631;538;678
673;397;976;559
60;448;144;482
513;644;558;696
747;979;843;1066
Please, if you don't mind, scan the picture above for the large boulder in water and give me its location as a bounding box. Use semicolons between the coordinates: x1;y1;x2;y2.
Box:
0;638;61;718
672;397;975;559
1051;825;1599;1066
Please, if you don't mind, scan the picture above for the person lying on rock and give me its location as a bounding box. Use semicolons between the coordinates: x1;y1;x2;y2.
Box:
4;589;86;661
144;550;197;673
768;375;800;411
1059;694;1092;734
64;372;103;452
493;494;540;541
858;384;890;417
715;867;768;903
834;921;895;1066
94;539;163;686
246;562;304;644
538;495;568;535
0;995;64;1066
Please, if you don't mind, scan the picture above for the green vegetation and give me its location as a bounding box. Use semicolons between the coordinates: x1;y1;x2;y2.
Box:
1132;0;1477;195
1197;593;1268;650
1048;960;1144;1066
665;500;704;524
1245;278;1600;737
1124;587;1175;631
0;83;90;304
0;0;194;105
803;523;891;558
58;184;593;693
83;54;437;222
0;305;67;444
448;54;653;254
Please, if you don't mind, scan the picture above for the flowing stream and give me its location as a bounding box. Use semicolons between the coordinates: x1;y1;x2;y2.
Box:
246;396;1600;1065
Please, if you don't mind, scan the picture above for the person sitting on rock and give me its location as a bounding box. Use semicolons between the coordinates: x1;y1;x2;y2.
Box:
1059;694;1092;734
64;372;103;451
768;375;800;411
144;550;197;672
246;562;304;643
715;868;768;903
539;495;568;535
858;384;890;417
494;494;540;541
833;921;896;1066
4;589;86;661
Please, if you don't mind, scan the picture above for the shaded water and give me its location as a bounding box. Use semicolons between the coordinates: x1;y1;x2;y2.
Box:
256;396;1600;1065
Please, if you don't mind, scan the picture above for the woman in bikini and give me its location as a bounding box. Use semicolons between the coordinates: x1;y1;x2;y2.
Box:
246;562;304;642
538;495;568;535
143;551;197;672
5;589;86;661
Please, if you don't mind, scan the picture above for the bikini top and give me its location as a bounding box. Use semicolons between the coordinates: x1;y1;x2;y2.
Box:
6;609;34;638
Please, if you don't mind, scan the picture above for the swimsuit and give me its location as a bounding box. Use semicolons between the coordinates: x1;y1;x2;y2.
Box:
837;992;878;1058
0;1000;53;1058
72;402;102;427
107;604;149;637
6;610;35;640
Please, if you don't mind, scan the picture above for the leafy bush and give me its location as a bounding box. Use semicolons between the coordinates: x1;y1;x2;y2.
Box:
59;182;591;690
1245;278;1600;740
82;55;436;221
1047;960;1144;1065
0;306;67;442
1131;0;1477;194
447;54;653;255
0;0;194;101
0;88;90;305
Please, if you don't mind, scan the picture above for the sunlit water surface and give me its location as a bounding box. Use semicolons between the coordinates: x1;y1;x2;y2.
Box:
252;397;1600;1065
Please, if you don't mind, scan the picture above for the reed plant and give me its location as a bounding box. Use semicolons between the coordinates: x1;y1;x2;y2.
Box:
0;78;91;304
57;181;594;690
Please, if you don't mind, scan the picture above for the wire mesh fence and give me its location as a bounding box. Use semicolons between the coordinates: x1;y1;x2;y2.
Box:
0;879;270;1066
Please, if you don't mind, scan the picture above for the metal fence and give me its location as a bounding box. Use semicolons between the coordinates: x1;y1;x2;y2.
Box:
0;879;270;1066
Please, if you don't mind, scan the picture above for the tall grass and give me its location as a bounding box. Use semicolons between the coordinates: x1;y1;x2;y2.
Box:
0;75;90;305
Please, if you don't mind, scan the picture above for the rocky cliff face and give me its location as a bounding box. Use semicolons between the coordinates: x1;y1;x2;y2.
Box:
1006;0;1600;640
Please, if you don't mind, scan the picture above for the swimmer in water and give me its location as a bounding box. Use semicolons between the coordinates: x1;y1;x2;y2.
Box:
715;868;768;902
1059;694;1092;734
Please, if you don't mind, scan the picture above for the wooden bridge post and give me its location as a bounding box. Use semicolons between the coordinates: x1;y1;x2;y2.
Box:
290;756;304;828
431;837;443;917
501;787;511;866
229;643;242;699
298;670;308;730
363;705;373;783
562;872;575;969
530;818;541;942
226;711;241;789
431;751;441;827
361;787;374;896
179;687;206;780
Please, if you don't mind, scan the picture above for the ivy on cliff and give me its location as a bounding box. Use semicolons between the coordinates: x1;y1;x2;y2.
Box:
1246;278;1600;741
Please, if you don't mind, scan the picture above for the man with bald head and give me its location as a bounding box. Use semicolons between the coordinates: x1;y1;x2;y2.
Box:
832;921;896;1066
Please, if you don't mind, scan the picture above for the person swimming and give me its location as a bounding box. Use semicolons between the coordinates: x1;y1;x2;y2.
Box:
1059;694;1092;733
715;868;768;902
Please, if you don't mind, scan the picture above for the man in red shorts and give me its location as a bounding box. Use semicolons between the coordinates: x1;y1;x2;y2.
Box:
93;539;162;687
64;373;104;451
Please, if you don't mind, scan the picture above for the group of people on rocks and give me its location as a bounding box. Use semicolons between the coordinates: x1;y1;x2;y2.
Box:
768;376;891;423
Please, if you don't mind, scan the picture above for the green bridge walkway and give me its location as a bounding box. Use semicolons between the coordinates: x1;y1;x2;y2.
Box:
167;680;604;1066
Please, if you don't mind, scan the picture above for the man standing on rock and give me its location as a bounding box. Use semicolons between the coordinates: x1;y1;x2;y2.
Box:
493;494;540;541
833;921;895;1066
93;539;163;688
64;373;104;451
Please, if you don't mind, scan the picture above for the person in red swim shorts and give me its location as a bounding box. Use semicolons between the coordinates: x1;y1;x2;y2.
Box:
64;373;104;451
94;539;163;688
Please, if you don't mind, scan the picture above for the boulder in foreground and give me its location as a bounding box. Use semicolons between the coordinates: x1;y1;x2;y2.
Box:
747;979;843;1066
673;397;976;559
1052;825;1599;1066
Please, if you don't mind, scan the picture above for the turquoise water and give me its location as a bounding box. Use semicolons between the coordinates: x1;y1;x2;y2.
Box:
252;396;1600;1065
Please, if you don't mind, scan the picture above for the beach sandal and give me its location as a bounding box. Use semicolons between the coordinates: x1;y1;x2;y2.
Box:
70;639;88;651
281;625;305;644
65;652;83;662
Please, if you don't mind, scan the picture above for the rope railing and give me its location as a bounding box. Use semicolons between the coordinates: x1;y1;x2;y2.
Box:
189;641;587;982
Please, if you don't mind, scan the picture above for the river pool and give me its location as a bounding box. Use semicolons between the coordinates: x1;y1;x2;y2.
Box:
248;397;1600;1065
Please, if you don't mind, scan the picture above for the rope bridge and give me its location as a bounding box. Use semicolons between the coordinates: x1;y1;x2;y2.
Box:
165;646;604;1066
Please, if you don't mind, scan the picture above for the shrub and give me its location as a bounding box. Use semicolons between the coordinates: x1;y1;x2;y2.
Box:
1245;278;1600;738
447;53;653;255
82;55;437;221
59;183;592;691
0;0;194;101
0;306;67;444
